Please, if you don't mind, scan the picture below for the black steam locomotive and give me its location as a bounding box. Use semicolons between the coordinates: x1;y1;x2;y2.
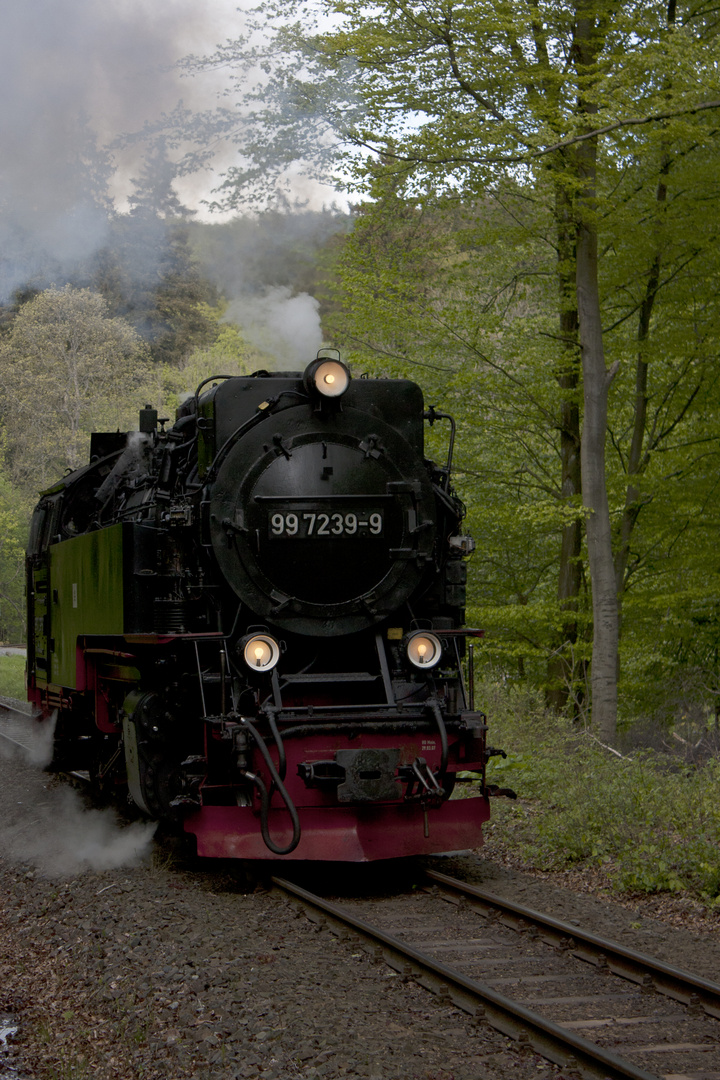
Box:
26;354;490;859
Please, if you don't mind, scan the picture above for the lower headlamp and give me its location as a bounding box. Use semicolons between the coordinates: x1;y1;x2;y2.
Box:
406;632;443;669
241;634;281;672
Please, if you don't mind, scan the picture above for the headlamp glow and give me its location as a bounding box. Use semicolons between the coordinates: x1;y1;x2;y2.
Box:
406;632;443;669
303;357;351;399
241;634;280;672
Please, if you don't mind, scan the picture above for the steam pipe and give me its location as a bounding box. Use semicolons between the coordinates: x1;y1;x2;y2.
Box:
220;648;227;716
244;772;300;857
264;708;287;781
423;405;456;491
428;700;449;778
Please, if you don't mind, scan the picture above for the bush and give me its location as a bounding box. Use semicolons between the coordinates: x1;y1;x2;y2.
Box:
477;679;720;901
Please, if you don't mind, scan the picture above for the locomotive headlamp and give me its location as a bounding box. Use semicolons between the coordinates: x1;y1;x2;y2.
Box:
241;634;281;672
406;632;443;669
304;357;351;399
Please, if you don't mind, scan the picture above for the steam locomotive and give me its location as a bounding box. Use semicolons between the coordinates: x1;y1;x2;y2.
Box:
26;354;490;859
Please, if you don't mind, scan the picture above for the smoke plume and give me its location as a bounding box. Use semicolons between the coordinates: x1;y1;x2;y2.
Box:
225;287;323;365
0;715;155;878
0;0;232;301
192;208;351;365
0;1;349;363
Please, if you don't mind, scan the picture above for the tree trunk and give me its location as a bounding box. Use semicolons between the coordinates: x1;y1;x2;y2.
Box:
577;211;618;741
613;268;654;601
547;177;583;714
574;8;619;741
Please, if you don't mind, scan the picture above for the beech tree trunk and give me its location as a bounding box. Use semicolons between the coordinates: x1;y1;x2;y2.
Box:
577;213;618;741
574;9;619;741
546;179;583;714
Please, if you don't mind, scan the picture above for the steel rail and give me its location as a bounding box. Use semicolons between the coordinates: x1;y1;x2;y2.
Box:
424;868;720;1020
0;726;33;753
0;701;34;753
271;875;659;1080
0;699;33;719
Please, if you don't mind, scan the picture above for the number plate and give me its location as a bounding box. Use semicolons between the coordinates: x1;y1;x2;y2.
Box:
268;509;384;538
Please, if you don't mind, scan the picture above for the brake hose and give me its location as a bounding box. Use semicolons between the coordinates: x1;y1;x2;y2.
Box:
241;717;300;855
263;708;287;781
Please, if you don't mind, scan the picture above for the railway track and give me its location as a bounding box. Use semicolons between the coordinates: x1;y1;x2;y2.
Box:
0;697;36;753
0;700;92;784
272;871;720;1080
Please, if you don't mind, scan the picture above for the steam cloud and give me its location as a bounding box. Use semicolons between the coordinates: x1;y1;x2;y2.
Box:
0;714;155;878
0;0;233;301
225;288;323;365
1;1;344;363
196;209;351;365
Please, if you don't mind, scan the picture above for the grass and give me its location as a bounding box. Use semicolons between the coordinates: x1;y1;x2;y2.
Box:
474;679;720;902
0;654;26;700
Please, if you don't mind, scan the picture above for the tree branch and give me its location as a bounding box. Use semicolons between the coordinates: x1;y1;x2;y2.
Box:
534;99;720;158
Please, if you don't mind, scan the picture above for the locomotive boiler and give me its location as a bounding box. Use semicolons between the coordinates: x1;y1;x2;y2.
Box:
26;354;491;859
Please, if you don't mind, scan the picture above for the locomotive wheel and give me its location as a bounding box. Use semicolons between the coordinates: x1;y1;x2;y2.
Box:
121;690;184;819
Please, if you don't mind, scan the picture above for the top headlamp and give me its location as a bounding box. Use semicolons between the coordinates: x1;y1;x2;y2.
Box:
303;356;351;399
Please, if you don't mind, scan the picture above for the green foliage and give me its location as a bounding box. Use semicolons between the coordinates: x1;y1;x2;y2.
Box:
0;286;154;489
0;467;28;643
0;655;26;697
480;680;720;899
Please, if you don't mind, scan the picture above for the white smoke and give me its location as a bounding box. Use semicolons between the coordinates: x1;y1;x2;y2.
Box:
0;713;156;878
225;287;323;366
0;0;245;300
26;710;57;769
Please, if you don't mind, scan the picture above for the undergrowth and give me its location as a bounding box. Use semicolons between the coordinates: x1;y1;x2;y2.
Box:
475;680;720;902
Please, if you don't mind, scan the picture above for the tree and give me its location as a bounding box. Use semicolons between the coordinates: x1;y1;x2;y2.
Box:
186;0;720;738
0;286;152;489
0;460;28;642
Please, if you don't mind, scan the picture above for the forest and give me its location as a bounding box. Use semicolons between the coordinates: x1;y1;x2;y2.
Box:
2;0;720;754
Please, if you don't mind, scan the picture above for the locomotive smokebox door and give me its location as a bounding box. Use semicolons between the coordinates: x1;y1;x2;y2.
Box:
208;382;437;637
